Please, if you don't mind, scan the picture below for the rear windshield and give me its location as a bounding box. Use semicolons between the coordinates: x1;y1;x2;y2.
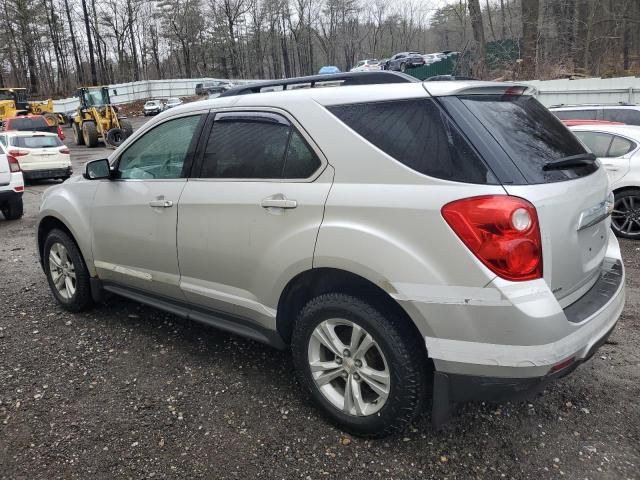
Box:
8;117;50;130
12;136;63;148
328;99;497;184
457;95;597;183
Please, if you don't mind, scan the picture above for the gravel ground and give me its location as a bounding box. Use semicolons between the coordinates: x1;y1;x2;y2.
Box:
1;121;639;479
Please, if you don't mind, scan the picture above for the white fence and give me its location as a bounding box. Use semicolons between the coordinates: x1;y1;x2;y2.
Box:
52;75;640;113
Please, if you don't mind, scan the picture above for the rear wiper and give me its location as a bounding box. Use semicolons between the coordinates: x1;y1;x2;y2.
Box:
543;153;597;170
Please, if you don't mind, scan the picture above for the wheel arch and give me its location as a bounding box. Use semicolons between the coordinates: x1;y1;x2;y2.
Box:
37;212;95;276
276;267;428;357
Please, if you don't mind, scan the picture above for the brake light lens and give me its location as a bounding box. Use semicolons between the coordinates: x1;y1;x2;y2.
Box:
442;195;542;281
59;147;70;154
7;154;21;172
57;125;65;141
8;149;28;157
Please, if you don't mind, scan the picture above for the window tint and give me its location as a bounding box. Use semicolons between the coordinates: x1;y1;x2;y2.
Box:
0;136;6;146
283;131;321;178
12;136;63;148
573;131;614;157
329;99;495;184
117;115;201;179
200;113;320;179
602;109;640;125
459;95;595;183
553;109;598;120
609;135;636;157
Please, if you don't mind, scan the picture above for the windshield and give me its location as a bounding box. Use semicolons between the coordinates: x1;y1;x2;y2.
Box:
84;89;108;107
12;135;62;148
146;101;159;106
457;94;597;183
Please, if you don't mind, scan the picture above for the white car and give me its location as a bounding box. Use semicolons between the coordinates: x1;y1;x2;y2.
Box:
0;131;72;182
551;104;640;126
143;100;164;116
422;53;443;65
0;139;25;219
165;97;183;109
570;123;640;238
350;60;382;72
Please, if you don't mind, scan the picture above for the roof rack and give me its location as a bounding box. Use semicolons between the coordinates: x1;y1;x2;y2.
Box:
218;71;418;98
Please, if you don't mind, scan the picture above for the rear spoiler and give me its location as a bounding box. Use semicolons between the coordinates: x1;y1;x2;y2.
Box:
424;82;537;97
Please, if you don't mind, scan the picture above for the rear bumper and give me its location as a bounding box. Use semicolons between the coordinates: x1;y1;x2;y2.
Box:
22;167;72;180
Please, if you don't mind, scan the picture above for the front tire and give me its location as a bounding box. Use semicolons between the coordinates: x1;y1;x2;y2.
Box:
82;122;99;148
292;293;427;438
43;229;93;312
72;122;85;145
611;190;640;239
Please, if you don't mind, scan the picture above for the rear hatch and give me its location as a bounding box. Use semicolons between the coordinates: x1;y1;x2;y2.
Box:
11;134;66;169
434;86;611;304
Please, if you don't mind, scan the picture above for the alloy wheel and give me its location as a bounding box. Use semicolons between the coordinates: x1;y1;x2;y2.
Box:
612;194;640;237
48;242;77;300
308;319;390;417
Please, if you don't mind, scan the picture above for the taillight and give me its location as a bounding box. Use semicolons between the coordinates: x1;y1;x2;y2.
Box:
441;195;542;281
57;126;65;141
59;147;70;154
8;149;28;157
7;154;21;172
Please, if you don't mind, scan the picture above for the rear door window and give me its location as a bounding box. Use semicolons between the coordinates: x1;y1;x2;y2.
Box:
199;112;321;179
456;95;596;183
609;135;636;156
553;109;598;120
328;99;496;184
602;109;640;125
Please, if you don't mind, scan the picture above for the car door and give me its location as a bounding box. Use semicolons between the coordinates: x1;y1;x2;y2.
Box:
177;109;333;330
91;111;206;298
573;130;635;186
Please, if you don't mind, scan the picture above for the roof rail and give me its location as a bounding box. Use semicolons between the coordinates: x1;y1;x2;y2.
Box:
218;71;418;98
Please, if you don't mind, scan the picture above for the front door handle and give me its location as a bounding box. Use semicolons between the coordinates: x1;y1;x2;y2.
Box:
149;199;173;208
261;194;297;209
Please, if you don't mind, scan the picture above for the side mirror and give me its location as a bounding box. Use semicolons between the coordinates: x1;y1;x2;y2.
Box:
84;158;111;180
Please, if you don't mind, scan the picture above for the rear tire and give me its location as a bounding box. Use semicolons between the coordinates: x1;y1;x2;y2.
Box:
82;122;99;148
1;198;24;220
43;229;93;312
611;190;640;239
291;293;428;438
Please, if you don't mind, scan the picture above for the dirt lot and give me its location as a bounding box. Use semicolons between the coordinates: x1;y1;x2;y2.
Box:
1;122;639;479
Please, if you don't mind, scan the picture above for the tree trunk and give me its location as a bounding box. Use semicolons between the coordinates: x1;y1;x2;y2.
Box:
127;0;140;81
485;0;496;41
64;0;83;84
467;0;487;78
521;0;540;79
499;0;507;39
81;0;98;85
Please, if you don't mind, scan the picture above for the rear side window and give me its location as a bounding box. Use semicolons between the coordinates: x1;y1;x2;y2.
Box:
328;99;495;184
573;131;614;157
609;135;636;156
458;95;595;183
200;113;321;179
12;136;62;148
553;109;598;120
602;109;640;125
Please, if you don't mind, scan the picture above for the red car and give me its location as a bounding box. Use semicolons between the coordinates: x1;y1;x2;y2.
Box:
560;119;624;127
3;115;65;141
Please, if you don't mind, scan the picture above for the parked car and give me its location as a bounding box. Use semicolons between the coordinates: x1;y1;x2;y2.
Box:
0;136;24;220
561;119;624;127
143;100;164;116
422;53;440;65
425;75;477;81
350;59;381;72
37;73;624;438
318;66;341;74
550;104;640;125
569;123;640;239
196;80;235;96
165;97;183;109
3;115;64;141
0;131;71;182
386;52;425;72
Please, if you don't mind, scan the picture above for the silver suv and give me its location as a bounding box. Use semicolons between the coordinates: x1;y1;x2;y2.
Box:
37;73;625;438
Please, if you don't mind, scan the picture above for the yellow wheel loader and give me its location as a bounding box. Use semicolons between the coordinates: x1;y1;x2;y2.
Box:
71;86;133;148
0;88;62;126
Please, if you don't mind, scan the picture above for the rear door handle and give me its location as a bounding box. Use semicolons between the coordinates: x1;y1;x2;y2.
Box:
149;199;173;208
261;195;297;209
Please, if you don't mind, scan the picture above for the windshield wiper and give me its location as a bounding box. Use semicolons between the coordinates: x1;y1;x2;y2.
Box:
543;153;597;170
